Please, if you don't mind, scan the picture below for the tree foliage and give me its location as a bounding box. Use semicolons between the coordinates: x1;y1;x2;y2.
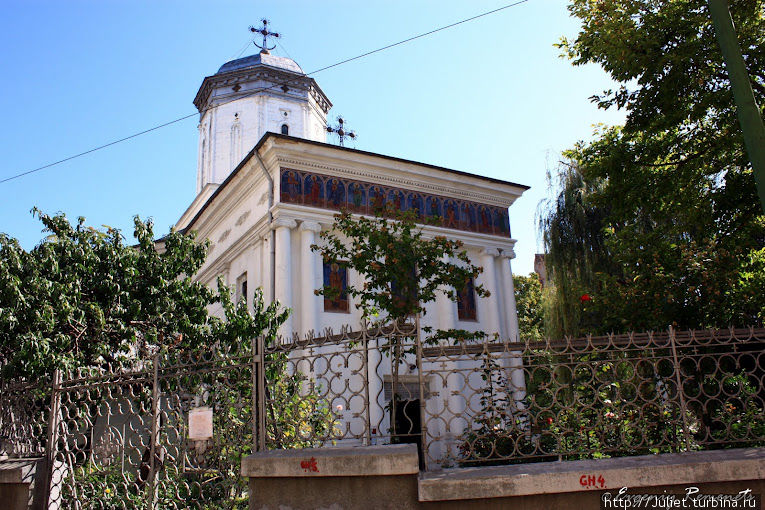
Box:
540;0;765;335
513;273;544;341
312;208;488;343
0;210;288;379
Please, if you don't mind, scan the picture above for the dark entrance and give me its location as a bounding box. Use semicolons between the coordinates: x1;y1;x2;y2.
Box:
391;396;423;467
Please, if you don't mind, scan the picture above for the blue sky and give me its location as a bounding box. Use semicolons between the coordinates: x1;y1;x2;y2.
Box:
0;1;625;276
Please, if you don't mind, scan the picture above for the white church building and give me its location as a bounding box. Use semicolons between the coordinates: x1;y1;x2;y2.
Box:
167;37;530;463
173;48;529;343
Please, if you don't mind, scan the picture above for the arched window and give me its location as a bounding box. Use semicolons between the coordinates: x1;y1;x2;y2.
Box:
281;124;289;135
230;121;242;170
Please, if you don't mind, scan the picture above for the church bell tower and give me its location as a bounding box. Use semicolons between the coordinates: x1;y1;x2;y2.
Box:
193;21;332;194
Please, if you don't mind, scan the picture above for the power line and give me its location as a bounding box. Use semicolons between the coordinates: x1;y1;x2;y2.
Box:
230;37;254;60
1;0;531;185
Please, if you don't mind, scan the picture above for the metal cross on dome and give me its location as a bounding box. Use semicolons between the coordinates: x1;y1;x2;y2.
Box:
249;19;280;54
326;116;357;147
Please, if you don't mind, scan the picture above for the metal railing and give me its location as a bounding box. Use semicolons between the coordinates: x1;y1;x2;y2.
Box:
420;327;765;469
1;325;763;508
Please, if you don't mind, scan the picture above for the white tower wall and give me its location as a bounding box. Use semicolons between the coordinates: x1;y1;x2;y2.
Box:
194;52;332;194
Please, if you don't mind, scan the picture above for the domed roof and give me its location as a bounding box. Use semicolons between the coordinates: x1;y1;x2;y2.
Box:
217;52;304;75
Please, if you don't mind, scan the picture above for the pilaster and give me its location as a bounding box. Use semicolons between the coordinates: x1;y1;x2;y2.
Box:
273;218;297;340
478;247;501;337
299;221;322;335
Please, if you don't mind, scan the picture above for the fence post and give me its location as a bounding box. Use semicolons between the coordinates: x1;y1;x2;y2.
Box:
414;312;428;471
43;369;62;508
147;354;160;510
252;335;266;452
668;326;693;452
363;327;372;447
256;334;267;451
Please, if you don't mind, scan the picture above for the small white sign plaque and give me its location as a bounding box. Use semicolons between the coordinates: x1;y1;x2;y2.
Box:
188;406;213;440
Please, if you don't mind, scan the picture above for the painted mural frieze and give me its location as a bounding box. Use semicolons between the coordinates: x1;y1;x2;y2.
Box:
279;168;510;237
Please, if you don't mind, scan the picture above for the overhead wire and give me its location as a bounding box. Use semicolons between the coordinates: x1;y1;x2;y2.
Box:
1;0;531;185
230;38;255;60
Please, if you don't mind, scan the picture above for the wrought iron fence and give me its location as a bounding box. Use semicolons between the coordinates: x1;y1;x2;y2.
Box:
420;327;765;469
1;325;764;508
0;378;50;458
1;340;259;509
259;322;420;452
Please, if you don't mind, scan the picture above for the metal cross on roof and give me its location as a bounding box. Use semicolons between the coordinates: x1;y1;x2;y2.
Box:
249;19;280;54
326;116;357;147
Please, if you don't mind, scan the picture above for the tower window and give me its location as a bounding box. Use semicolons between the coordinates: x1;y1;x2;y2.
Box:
281;124;289;135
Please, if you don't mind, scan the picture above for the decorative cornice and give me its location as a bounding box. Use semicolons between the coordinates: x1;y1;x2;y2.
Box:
276;157;511;207
194;67;331;114
273;203;517;250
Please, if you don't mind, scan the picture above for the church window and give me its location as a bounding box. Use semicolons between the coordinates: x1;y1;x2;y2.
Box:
281;124;289;135
236;273;248;305
457;277;477;321
199;138;207;187
323;261;349;313
230;121;242;171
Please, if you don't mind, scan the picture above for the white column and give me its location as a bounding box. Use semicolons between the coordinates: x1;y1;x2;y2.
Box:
260;234;272;303
499;248;519;343
273;217;297;341
246;241;260;311
299;221;322;335
478;248;502;337
297;221;322;389
435;255;457;336
499;247;526;413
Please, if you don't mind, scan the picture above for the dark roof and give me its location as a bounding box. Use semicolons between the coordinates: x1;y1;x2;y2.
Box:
182;132;531;234
264;133;531;190
217;52;303;75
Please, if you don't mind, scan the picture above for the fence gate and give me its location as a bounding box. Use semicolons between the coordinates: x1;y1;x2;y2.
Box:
45;344;257;509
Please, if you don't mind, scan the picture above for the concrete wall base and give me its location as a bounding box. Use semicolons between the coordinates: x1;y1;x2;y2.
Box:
242;446;765;510
0;457;48;510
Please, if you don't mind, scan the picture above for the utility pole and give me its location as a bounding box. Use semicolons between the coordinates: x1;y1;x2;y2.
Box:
708;0;765;213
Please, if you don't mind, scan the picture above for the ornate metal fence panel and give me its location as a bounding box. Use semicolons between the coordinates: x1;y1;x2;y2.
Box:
44;341;255;509
260;323;418;451
0;379;50;458
420;327;765;470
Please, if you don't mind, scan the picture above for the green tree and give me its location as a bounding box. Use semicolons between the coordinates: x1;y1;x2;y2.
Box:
0;209;219;379
539;1;765;335
312;208;488;344
513;273;544;341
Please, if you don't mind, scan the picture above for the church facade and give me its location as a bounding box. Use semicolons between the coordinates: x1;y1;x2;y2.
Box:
174;48;529;344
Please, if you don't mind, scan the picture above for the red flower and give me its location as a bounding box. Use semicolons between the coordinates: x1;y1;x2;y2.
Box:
580;294;592;303
545;417;554;425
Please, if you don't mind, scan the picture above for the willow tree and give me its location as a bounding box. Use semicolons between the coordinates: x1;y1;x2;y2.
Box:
539;0;765;335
